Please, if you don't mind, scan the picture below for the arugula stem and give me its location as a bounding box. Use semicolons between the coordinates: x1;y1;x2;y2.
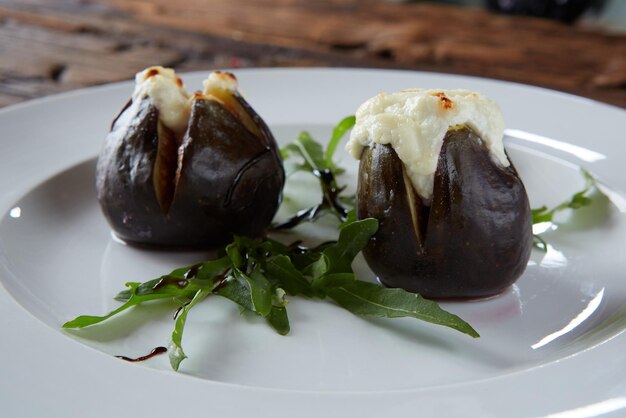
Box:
273;167;349;229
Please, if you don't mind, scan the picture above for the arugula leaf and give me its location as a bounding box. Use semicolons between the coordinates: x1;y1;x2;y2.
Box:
324;115;355;173
311;273;356;297
195;256;233;280
267;288;290;335
297;131;327;171
326;281;479;338
114;259;231;302
532;168;596;225
264;255;313;297
226;241;245;270
267;306;290;335
307;218;477;337
321;218;378;274
339;209;357;229
169;288;211;371
114;278;189;302
280;132;326;176
216;277;253;311
274;117;355;230
63;282;185;329
235;267;273;317
216;273;290;334
290;114;355;174
531;169;604;251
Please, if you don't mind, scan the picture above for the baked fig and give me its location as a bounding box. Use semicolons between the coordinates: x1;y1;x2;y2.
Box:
347;90;532;299
96;67;284;247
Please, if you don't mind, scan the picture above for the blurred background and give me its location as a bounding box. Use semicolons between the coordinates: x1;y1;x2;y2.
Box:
0;0;624;107
439;0;624;29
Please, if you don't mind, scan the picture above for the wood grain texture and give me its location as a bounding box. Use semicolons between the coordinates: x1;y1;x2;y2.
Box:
0;0;625;108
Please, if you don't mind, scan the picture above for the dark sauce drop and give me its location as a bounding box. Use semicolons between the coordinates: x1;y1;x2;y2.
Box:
153;276;190;290
184;263;202;279
115;346;167;362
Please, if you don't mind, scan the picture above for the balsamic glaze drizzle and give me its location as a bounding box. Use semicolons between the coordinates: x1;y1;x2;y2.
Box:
115;346;167;362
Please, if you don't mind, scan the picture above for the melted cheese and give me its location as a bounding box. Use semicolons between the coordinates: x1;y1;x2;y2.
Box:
132;66;191;137
202;71;239;93
346;89;508;202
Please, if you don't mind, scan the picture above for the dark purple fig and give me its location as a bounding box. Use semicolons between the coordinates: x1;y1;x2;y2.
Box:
96;69;284;247
357;126;532;299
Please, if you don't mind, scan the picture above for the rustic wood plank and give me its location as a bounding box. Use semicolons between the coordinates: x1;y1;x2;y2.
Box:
0;0;624;108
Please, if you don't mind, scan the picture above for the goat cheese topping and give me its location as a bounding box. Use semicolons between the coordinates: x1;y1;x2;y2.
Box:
133;66;191;137
202;71;239;93
346;89;508;202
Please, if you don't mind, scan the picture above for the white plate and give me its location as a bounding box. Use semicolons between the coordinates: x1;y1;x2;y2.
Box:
1;68;625;418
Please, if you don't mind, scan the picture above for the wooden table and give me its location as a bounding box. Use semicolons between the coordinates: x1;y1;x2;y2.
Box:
1;0;625;108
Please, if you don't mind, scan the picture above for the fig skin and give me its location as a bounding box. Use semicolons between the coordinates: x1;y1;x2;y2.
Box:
357;126;532;299
96;93;284;248
169;98;284;245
